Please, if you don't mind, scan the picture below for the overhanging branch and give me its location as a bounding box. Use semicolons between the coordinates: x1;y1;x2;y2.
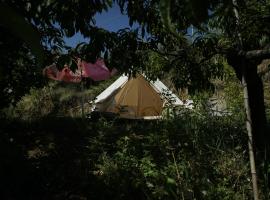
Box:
239;49;270;60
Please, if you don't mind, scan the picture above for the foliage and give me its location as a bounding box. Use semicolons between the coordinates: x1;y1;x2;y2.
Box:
0;0;114;109
1;1;270;199
2;76;118;120
1;107;257;200
10;86;54;121
265;82;270;121
0;27;46;108
222;69;245;119
0;3;45;65
1;0;269;105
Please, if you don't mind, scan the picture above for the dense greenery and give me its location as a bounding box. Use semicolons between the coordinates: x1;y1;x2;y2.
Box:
1;109;256;200
1;69;269;199
1;0;270;199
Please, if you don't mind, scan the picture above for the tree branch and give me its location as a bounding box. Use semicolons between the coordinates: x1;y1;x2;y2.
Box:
239;49;270;60
152;48;184;57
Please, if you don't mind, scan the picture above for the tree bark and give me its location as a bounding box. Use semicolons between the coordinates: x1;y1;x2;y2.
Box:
229;55;270;194
245;60;270;194
230;1;268;197
228;57;268;154
241;49;270;60
228;55;264;199
245;61;268;154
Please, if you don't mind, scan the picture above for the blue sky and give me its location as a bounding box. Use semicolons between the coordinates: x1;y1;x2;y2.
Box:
64;4;138;47
64;3;194;47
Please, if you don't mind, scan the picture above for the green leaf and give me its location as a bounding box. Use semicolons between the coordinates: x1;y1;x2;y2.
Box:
166;177;176;185
0;3;45;66
159;0;183;41
141;27;145;38
189;0;209;25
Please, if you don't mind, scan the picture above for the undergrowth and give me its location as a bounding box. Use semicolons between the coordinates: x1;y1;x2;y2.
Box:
0;110;260;200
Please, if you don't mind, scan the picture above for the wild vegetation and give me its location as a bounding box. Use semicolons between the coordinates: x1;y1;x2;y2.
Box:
1;0;270;199
0;100;255;200
1;69;270;199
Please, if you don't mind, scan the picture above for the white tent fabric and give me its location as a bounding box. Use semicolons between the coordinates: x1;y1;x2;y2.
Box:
94;75;128;104
92;74;193;118
149;79;193;109
149;78;184;106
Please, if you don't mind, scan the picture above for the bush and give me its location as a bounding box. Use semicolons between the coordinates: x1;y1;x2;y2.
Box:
0;107;256;200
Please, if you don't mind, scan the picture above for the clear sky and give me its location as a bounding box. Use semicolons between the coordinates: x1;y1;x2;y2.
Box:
64;3;194;47
64;3;138;47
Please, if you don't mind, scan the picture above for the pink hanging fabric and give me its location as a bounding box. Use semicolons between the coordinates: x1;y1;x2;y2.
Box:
58;66;82;83
43;64;59;81
110;67;118;76
78;58;116;81
43;64;81;83
44;58;117;82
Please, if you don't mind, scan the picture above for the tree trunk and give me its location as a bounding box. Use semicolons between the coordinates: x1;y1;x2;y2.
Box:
246;60;270;196
228;56;269;198
241;59;260;200
245;61;268;155
228;56;268;153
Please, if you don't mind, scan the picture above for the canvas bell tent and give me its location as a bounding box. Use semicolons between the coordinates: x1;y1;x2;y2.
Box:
91;74;193;119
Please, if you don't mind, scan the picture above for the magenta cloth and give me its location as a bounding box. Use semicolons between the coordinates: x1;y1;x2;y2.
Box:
78;59;114;81
58;66;82;83
43;64;81;83
43;64;59;81
44;59;117;82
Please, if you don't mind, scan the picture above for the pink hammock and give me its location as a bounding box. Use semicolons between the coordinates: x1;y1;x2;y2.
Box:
43;64;81;83
77;58;116;81
43;59;117;82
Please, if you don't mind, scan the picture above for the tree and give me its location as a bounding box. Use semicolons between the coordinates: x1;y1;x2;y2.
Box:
113;0;270;197
1;0;269;155
1;0;270;198
116;0;270;155
0;0;113;108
